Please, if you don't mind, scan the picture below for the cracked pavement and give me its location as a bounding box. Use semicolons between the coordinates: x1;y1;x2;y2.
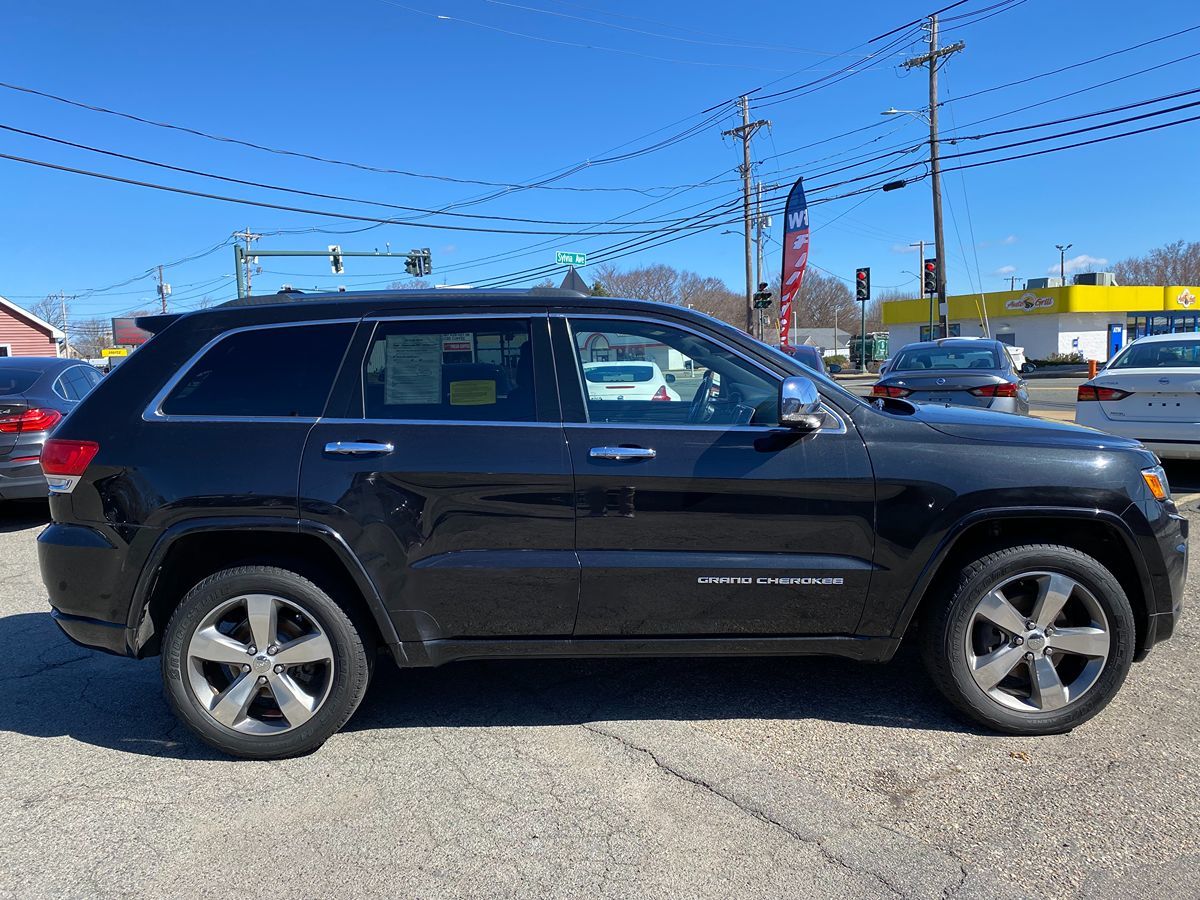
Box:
1;498;1197;899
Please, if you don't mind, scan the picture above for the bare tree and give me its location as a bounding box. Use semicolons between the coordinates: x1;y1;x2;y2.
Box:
387;278;432;290
590;263;678;305
27;294;68;330
69;319;113;359
1112;240;1200;286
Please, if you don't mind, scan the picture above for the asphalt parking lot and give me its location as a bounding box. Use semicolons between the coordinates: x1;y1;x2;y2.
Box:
1;479;1197;900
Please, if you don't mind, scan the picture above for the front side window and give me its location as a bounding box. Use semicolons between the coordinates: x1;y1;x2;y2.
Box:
161;323;353;417
360;318;536;422
1110;339;1200;369
570;318;778;426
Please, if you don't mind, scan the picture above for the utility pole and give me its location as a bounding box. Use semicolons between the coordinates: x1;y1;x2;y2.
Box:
903;17;963;339
235;227;261;298
1008;275;1021;291
723;97;770;334
754;182;767;341
155;265;171;314
59;291;71;358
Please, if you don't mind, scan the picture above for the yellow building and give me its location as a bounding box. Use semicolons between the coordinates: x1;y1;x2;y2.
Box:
881;283;1200;361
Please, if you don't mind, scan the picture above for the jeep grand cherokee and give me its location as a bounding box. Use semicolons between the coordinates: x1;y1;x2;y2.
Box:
38;289;1187;758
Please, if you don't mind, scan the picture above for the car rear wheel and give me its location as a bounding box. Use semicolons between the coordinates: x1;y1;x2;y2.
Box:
921;544;1135;735
162;565;373;759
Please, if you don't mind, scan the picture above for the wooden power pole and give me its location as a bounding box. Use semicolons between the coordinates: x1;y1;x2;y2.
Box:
723;97;770;334
903;16;963;338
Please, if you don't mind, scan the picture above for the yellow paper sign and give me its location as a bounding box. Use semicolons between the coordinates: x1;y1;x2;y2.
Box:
449;380;497;406
101;348;129;357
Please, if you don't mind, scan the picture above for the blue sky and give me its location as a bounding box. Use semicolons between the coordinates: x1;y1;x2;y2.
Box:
2;0;1198;320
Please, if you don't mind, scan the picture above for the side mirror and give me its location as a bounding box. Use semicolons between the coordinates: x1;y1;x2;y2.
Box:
1020;362;1035;374
665;373;676;383
780;376;826;430
827;363;842;374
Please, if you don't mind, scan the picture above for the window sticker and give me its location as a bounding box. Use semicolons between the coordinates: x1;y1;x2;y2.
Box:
449;379;497;406
384;334;441;405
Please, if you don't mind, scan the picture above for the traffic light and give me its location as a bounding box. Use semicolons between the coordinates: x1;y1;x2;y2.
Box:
752;281;773;309
328;245;344;275
855;267;870;302
419;247;432;277
923;258;938;295
405;250;420;277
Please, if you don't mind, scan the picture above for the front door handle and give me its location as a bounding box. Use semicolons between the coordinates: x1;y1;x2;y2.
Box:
590;446;656;461
324;440;394;457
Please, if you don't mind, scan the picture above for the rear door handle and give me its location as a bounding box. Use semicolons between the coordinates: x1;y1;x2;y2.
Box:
324;440;394;457
590;446;656;460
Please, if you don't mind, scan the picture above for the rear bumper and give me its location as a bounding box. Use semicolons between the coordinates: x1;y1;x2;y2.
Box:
0;456;48;499
50;608;131;656
1074;410;1200;459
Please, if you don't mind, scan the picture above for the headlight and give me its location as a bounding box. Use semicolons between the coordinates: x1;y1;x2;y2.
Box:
1142;465;1170;501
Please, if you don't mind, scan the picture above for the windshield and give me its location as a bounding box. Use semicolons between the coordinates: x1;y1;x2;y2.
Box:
0;368;42;395
1109;339;1200;369
583;364;656;383
892;346;1000;371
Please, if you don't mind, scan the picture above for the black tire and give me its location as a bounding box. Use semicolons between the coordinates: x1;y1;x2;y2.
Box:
161;565;373;759
921;544;1135;735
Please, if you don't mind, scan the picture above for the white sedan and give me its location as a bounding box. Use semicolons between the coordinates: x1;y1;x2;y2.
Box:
582;361;681;402
1075;332;1200;459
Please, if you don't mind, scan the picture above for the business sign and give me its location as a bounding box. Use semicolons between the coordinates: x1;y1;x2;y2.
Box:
778;176;810;348
1004;292;1055;312
111;317;153;346
442;332;473;353
556;251;586;266
1176;288;1196;308
100;348;129;358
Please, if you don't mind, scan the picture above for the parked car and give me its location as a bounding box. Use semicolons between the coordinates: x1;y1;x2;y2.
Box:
0;357;102;500
871;338;1030;415
40;291;1185;758
780;344;829;375
1075;332;1200;459
582;360;680;402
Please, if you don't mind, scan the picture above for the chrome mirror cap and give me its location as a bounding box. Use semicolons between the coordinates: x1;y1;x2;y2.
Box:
780;375;826;430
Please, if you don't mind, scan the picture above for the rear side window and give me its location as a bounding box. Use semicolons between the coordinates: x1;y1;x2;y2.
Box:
161;323;353;417
359;318;535;422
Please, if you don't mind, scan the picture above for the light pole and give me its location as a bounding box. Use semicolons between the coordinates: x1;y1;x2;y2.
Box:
1055;243;1073;284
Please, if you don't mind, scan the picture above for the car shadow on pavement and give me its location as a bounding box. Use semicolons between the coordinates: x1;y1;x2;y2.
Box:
0;611;978;760
0;500;50;534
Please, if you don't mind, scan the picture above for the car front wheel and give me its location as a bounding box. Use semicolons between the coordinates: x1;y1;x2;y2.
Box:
922;544;1135;735
161;565;373;759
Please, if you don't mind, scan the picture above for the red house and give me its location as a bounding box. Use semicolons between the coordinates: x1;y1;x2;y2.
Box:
0;295;64;357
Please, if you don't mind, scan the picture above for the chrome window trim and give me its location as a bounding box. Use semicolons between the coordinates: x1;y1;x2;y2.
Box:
318;417;563;428
142;318;360;423
555;312;848;435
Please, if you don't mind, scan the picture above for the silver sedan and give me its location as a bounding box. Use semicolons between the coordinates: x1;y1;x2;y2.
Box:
870;338;1030;415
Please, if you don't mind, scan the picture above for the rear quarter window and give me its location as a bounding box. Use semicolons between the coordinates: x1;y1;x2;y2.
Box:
160;323;354;417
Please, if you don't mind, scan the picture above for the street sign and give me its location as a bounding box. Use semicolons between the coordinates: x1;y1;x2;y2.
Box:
556;251;586;266
101;348;129;358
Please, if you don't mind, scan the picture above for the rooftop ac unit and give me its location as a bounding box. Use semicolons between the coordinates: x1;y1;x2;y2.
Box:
1025;277;1063;289
1073;272;1117;286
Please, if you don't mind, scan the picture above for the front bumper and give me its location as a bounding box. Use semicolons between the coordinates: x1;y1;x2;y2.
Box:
51;608;130;656
1130;501;1188;657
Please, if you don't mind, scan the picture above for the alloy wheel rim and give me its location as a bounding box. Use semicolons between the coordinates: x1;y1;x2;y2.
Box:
185;593;335;735
964;570;1110;714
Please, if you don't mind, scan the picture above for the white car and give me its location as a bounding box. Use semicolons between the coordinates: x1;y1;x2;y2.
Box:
1075;332;1200;459
582;361;681;402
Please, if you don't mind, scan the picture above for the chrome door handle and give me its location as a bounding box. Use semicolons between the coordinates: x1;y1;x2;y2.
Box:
590;446;656;460
324;440;394;456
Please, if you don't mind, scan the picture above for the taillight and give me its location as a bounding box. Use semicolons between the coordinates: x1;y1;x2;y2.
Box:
651;385;670;401
40;439;99;476
1077;385;1132;402
871;385;911;398
0;407;62;434
969;383;1019;398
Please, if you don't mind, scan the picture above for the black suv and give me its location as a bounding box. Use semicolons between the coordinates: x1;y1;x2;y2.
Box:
38;289;1187;758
